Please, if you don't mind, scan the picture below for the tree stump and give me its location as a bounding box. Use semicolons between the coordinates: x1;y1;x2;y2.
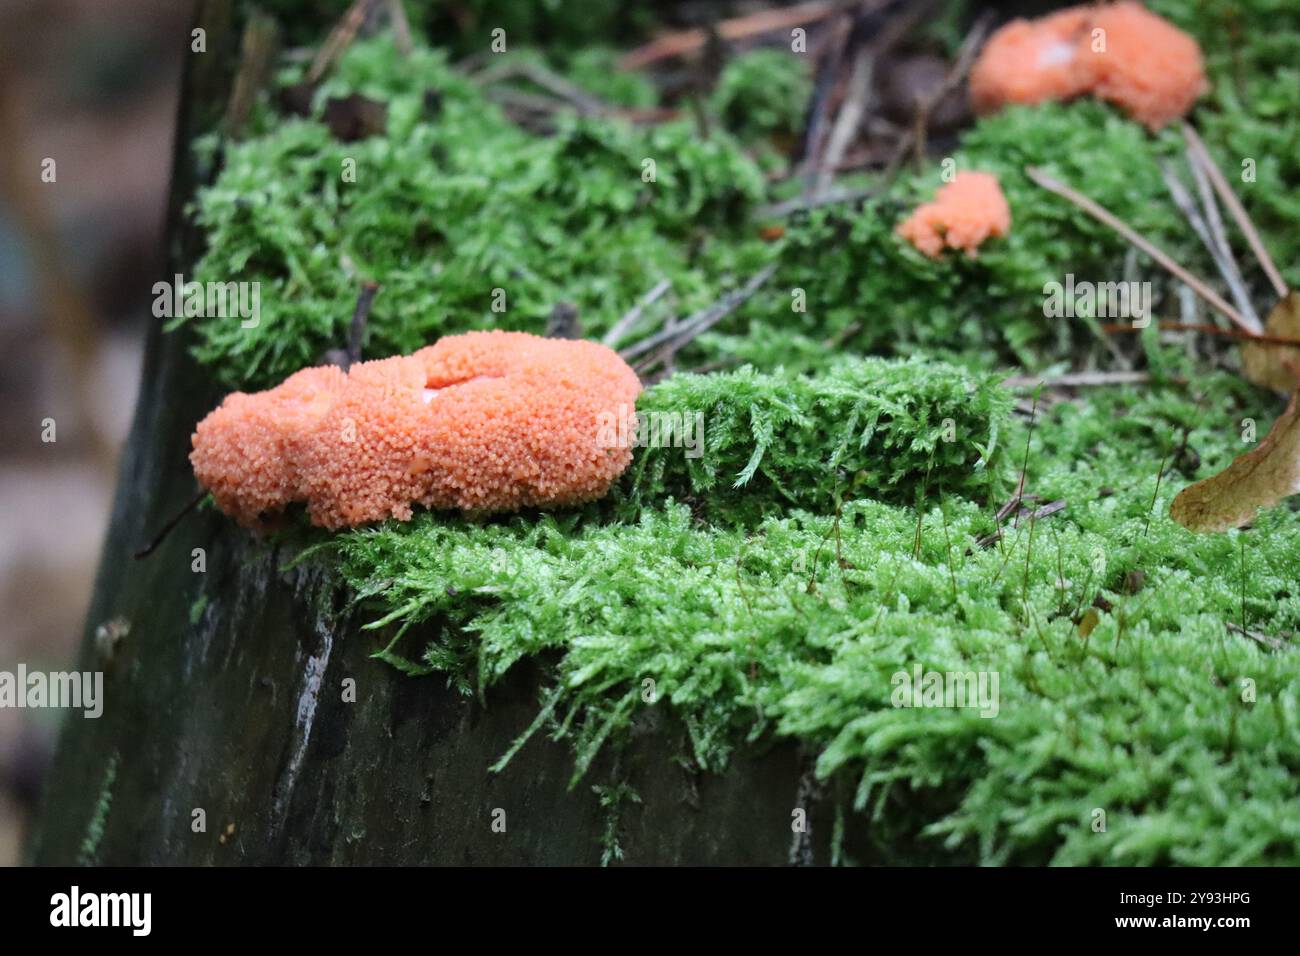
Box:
28;0;839;866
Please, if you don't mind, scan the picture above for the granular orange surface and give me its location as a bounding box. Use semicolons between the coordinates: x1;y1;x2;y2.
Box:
970;7;1096;113
190;331;643;529
969;2;1206;130
896;171;1011;258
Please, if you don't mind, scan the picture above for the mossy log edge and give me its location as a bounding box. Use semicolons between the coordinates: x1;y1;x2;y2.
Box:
27;0;845;867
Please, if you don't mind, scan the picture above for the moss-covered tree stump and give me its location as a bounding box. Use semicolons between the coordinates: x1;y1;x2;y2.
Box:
25;0;842;867
31;0;1300;867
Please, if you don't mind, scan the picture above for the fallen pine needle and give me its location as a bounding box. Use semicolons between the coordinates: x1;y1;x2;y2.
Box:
1025;165;1261;336
1181;122;1290;300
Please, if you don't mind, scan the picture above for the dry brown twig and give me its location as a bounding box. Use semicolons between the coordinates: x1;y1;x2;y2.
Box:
1181;122;1289;299
1159;159;1260;329
307;0;412;85
223;11;281;138
1102;321;1300;349
386;0;412;56
622;264;777;369
883;12;993;181
795;11;853;181
1001;371;1159;389
1025;165;1261;336
1226;622;1286;652
619;0;843;70
814;42;875;196
473;60;609;115
755;184;878;218
811;0;931;197
975;500;1067;550
603;279;672;347
307;0;374;85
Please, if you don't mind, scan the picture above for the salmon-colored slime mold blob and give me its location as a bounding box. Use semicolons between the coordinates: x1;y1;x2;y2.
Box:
190;331;643;529
896;171;1012;259
969;2;1206;130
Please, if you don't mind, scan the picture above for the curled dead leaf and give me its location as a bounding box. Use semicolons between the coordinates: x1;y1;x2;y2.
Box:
1170;390;1300;532
1241;292;1300;394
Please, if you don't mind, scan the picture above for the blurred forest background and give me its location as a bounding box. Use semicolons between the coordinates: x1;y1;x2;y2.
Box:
0;0;192;864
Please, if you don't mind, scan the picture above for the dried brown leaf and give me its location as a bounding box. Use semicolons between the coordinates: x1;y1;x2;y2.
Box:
1076;608;1100;639
1241;292;1300;394
1170;390;1300;532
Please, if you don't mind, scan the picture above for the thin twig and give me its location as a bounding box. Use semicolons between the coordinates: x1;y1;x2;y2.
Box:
811;0;928;195
1186;148;1258;322
1001;371;1157;389
795;12;852;176
1181;122;1289;299
474;60;609;116
882;12;992;182
1025;165;1261;336
223;11;280;138
344;281;380;370
1101;320;1300;349
307;0;377;86
135;491;207;560
603;279;671;347
619;0;842;70
1011;389;1041;531
621;263;777;363
975;500;1066;549
1226;622;1286;652
386;0;412;56
822;319;863;350
1159;160;1259;329
815;43;875;196
755;184;877;218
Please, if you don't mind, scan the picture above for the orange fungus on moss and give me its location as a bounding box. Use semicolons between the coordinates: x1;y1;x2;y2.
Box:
190;331;643;529
969;2;1206;130
896;171;1011;259
969;7;1096;114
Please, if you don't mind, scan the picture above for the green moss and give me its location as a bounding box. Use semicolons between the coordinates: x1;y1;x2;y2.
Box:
709;48;812;143
185;6;1300;864
183;38;768;389
592;781;641;866
330;369;1300;864
619;358;1011;524
77;752;119;866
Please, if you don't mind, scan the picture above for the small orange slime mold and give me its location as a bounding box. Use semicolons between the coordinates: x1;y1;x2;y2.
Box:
896;171;1012;259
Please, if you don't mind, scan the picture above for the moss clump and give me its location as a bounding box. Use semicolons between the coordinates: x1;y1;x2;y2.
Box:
332;370;1300;865
724;100;1203;372
183;39;769;389
709;48;812;143
619;358;1011;523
